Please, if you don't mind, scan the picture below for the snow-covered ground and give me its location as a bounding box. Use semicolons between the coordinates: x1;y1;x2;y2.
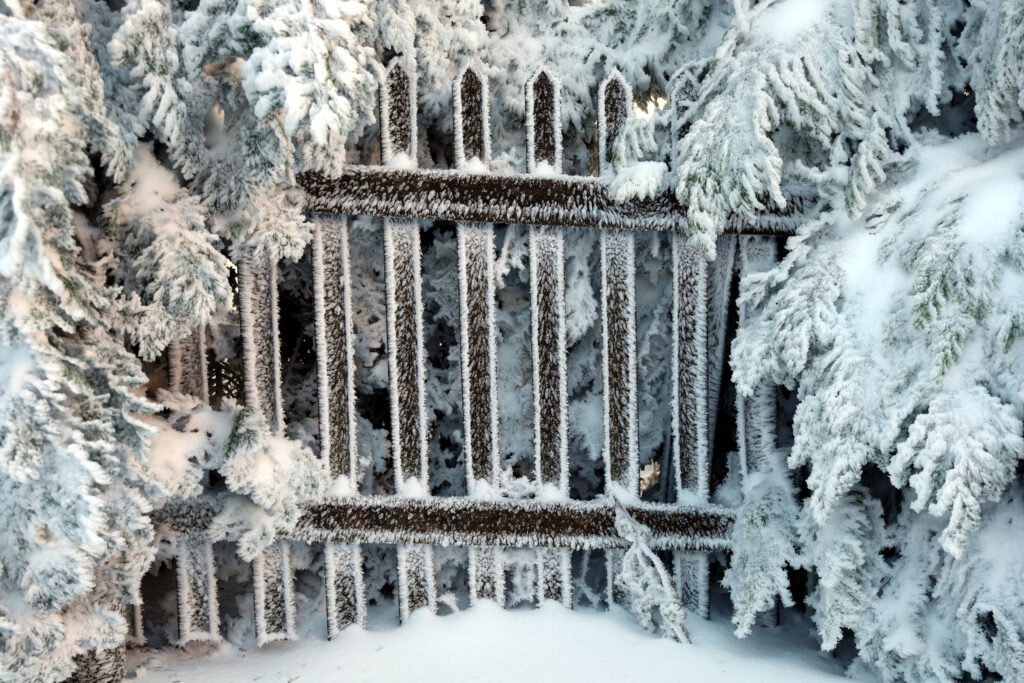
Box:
127;603;859;682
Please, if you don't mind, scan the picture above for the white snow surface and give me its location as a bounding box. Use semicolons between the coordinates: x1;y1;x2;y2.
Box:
128;604;854;682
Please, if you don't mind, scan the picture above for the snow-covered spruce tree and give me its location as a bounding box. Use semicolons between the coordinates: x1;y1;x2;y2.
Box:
681;1;1024;680
0;5;160;680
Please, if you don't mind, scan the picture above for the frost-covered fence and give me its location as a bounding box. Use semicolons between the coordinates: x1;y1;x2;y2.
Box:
147;60;806;661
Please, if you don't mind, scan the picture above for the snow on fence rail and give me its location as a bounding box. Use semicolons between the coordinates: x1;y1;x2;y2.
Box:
130;60;797;677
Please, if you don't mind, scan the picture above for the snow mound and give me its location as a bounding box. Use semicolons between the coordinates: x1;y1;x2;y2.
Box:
128;603;854;683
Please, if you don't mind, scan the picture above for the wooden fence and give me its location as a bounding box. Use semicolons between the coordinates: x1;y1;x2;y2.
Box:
115;59;805;669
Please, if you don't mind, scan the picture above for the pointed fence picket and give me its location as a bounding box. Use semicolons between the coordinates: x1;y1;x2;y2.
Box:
382;61;430;493
120;58;817;683
526;67;569;497
599;71;640;498
455;66;500;493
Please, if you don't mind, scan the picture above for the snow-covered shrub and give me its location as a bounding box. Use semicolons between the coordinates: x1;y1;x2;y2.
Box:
730;130;1024;680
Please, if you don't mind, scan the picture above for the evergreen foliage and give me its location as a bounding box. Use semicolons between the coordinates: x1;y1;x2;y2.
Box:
1;1;1023;681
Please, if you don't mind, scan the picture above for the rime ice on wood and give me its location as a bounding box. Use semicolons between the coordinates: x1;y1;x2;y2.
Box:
253;541;296;645
458;225;500;489
397;545;437;621
671;236;711;618
527;67;568;495
598;71;629;174
736;237;779;478
167;329;207;402
126;602;144;647
674;551;710;619
382;62;437;626
672;238;709;501
324;542;365;637
454;67;500;491
269;497;736;550
606;549;626;605
381;60;417;166
300;166;810;234
68;645;126;683
526;68;562;172
538;548;572;607
239;252;284;434
469;547;505;607
175;533;219;643
707;236;738;456
599;71;639;496
312;217;358;480
453;65;491;167
381;60;429;491
530;229;568;491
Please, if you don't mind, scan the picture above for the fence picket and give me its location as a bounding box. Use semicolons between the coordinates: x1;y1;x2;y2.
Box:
175;534;219;644
253;542;296;645
673;550;710;618
325;542;366;637
454;67;499;492
599;72;639;496
382;61;437;619
397;545;437;621
312;217;358;481
707;235;738;458
527;68;569;496
239;252;284;433
126;602;144;647
538;548;572;607
671;237;711;617
382;60;429;492
168;328;208;402
606;548;626;606
469;547;505;607
736;237;778;478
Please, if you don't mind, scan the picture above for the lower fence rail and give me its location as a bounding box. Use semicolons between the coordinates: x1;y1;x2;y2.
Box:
142;496;732;656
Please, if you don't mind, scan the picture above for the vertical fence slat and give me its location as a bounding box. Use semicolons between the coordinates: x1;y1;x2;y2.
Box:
325;542;366;637
454;65;490;167
672;238;709;500
253;541;295;645
606;548;626;606
599;72;639;496
674;550;710;618
671;236;711;618
737;236;779;479
397;545;437;621
239;252;284;433
525;67;569;611
455;67;499;492
383;60;436;619
167;327;208;402
527;68;568;496
538;548;572;607
175;533;219;644
312;217;359;481
707;235;738;459
382;60;428;492
68;645;126;683
126;602;144;647
469;547;506;608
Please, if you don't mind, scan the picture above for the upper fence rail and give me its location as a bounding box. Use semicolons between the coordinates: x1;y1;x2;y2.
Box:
298;62;812;235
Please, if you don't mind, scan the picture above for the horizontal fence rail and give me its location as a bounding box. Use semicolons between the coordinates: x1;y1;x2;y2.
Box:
299;165;813;234
154;497;735;551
